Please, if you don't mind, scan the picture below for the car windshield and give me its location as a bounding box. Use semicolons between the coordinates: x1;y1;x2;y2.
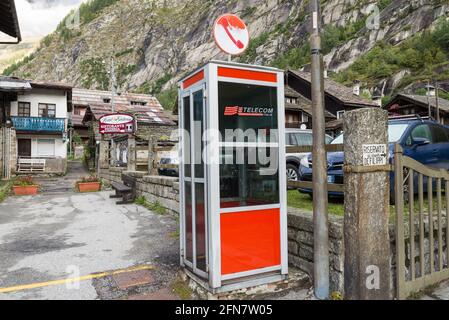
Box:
331;123;409;144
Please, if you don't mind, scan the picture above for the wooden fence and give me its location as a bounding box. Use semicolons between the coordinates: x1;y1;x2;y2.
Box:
394;143;449;299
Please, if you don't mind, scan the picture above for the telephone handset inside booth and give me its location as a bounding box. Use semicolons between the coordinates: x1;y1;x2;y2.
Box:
179;61;287;292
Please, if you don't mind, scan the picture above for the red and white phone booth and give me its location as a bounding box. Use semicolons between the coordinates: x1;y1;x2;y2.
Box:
178;61;288;292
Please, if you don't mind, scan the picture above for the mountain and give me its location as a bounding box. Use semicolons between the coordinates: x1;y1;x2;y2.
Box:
3;0;449;109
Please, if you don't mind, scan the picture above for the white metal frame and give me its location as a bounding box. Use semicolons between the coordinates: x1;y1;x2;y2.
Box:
179;77;209;279
179;61;288;292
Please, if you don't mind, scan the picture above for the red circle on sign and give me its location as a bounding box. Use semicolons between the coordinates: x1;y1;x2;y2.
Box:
213;14;249;56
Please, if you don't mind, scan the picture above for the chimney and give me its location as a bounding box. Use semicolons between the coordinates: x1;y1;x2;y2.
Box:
353;80;361;96
372;88;382;107
426;84;435;97
372;94;382;107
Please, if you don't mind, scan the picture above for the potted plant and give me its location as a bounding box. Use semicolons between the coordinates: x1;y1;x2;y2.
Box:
76;175;101;192
12;176;39;196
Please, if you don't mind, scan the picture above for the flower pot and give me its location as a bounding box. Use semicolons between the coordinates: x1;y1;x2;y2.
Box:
77;182;101;192
13;185;39;196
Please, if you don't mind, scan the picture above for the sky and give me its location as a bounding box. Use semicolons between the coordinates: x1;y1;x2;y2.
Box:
14;0;87;39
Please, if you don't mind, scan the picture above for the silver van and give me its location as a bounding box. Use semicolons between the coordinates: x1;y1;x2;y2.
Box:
285;128;333;181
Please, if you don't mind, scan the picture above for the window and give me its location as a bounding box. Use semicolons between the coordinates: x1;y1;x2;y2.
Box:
431;125;449;143
103;98;111;103
130;101;147;106
337;110;345;119
218;82;279;208
406;124;433;145
18;102;30;117
74;107;81;115
37;139;55;157
293;132;313;146
301;112;309;123
38;103;56;118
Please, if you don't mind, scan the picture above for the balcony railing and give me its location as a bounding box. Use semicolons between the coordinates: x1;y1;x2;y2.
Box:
11;116;65;133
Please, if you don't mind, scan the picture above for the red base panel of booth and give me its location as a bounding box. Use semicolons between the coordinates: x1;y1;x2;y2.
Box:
220;208;281;275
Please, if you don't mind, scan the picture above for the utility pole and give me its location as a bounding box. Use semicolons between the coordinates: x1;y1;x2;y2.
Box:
427;80;431;120
310;0;329;300
110;58;117;166
435;81;440;123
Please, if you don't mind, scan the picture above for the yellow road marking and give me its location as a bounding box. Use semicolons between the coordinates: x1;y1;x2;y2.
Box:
0;265;154;294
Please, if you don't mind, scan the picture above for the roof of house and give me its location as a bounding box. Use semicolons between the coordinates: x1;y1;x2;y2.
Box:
285;85;335;119
0;76;31;91
385;93;449;113
325;118;343;130
0;0;21;41
0;76;72;92
30;80;72;91
288;70;378;108
77;88;176;126
285;85;302;98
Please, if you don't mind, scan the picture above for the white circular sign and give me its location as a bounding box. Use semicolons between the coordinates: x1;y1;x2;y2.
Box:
100;114;133;125
213;14;249;56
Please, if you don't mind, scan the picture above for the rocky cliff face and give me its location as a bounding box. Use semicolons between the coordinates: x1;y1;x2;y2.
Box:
5;0;449;106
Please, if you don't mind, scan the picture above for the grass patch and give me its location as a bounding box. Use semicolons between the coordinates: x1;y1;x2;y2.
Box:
0;179;14;203
287;190;345;216
135;196;167;215
289;188;444;222
169;230;180;239
172;276;193;300
407;282;440;300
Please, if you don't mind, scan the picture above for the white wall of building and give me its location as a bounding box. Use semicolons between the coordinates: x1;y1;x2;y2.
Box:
16;134;67;159
11;88;69;160
11;88;68;120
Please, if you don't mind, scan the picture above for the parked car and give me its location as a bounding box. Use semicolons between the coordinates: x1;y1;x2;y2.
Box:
285;128;333;182
298;119;449;200
158;149;179;177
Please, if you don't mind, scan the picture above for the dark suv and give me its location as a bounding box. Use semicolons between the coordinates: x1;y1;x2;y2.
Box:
298;119;449;198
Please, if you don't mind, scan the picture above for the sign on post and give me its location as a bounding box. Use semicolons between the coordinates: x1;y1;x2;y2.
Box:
362;144;387;166
213;14;249;55
99;113;135;134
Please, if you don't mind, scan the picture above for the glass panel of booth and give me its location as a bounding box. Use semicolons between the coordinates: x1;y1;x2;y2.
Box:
217;81;280;209
182;95;191;177
193;88;207;273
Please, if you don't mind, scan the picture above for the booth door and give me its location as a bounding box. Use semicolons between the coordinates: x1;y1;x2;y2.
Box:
181;86;208;278
218;80;282;278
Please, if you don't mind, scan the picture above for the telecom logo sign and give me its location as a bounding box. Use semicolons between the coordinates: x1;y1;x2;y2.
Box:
99;113;135;134
213;14;249;55
224;106;274;117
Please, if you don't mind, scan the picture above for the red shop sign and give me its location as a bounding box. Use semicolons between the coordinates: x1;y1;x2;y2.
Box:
99;113;135;134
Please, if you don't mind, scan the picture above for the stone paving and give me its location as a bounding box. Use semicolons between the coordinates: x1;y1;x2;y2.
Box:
34;161;89;193
0;191;180;300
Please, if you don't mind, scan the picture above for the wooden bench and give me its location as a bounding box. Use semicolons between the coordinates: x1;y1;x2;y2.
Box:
17;158;46;172
110;174;137;204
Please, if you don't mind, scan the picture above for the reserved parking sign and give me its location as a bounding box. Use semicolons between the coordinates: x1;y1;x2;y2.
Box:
362;144;387;166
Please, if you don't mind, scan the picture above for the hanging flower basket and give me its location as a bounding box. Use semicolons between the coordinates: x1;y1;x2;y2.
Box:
12;177;39;196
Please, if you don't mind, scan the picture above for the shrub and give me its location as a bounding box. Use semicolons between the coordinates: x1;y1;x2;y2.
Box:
13;176;36;187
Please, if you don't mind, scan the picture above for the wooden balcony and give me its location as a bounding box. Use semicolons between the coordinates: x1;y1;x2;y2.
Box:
12;116;65;133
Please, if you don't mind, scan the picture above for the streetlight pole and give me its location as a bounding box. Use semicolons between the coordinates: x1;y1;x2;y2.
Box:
310;0;329;300
110;58;117;166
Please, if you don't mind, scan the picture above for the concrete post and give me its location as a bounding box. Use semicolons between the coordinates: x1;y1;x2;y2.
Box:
343;108;391;300
98;140;109;170
127;135;136;172
148;135;157;175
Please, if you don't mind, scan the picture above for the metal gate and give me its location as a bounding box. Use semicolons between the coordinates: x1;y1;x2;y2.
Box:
394;143;449;299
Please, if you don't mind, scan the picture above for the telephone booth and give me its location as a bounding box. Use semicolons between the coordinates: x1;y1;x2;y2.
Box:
178;60;287;292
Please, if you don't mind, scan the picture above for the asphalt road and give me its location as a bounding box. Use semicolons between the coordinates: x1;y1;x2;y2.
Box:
0;191;179;300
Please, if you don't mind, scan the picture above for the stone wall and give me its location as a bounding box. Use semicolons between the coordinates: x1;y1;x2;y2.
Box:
99;167;180;216
287;208;345;293
99;167;448;298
